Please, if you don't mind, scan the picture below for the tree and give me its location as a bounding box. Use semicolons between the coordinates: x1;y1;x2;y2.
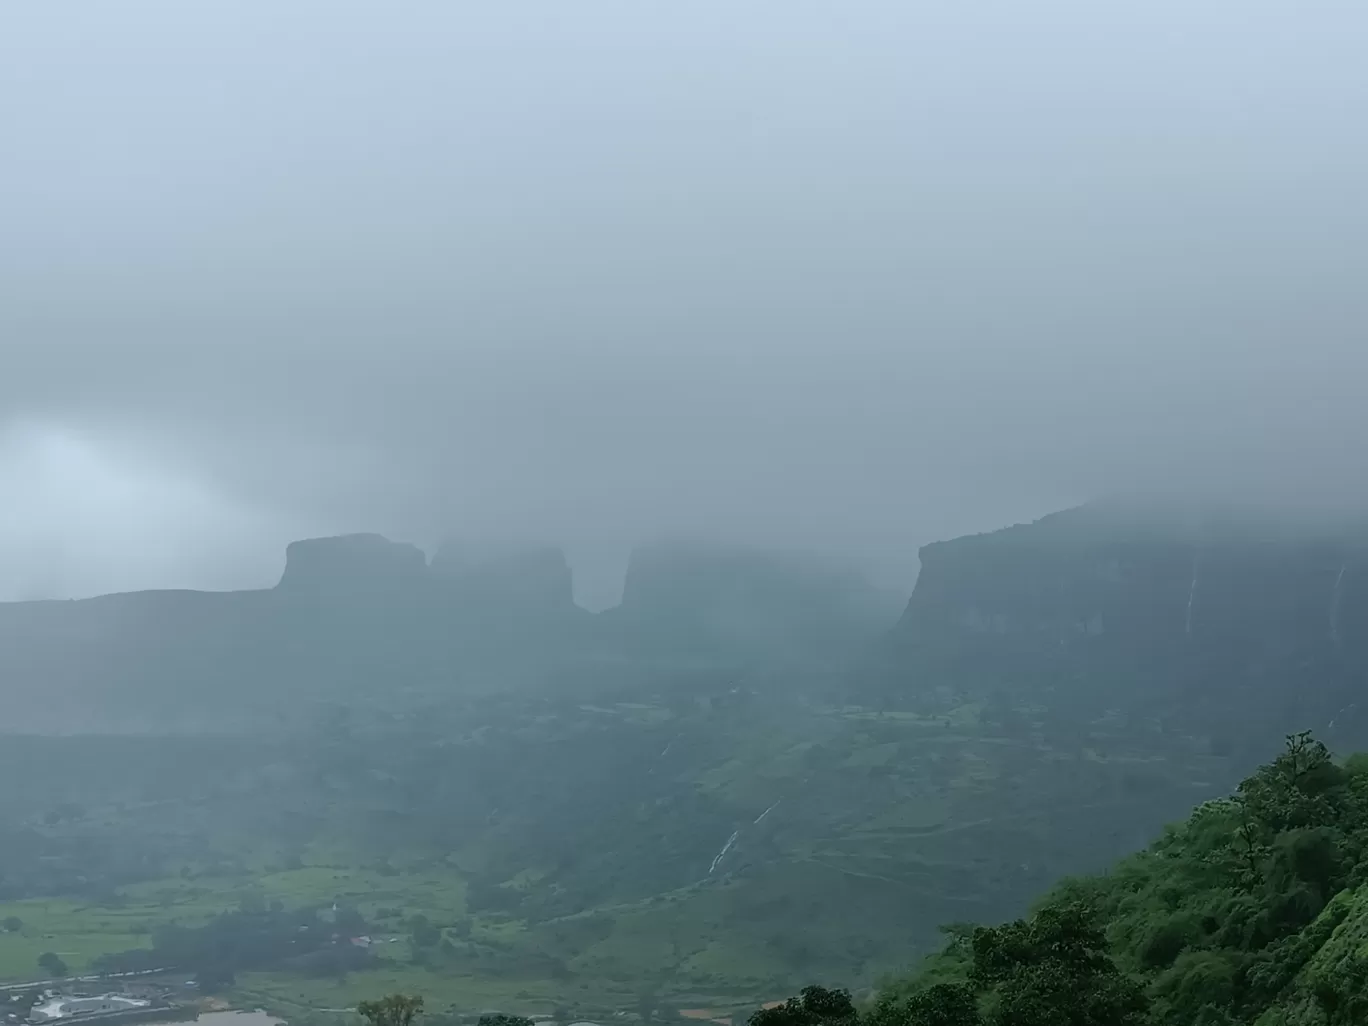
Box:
37;952;68;977
969;905;1147;1026
333;904;369;937
748;987;857;1026
409;914;440;948
868;984;980;1026
357;995;424;1026
636;988;660;1024
2;916;22;933
904;985;980;1026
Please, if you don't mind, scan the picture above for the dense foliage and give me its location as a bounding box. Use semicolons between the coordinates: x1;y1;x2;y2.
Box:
762;733;1368;1026
749;986;859;1026
357;994;425;1026
92;903;378;985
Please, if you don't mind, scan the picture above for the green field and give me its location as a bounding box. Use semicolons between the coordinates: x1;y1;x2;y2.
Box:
0;862;765;1020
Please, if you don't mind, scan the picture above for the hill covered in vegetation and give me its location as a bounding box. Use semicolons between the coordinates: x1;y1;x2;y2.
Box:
762;732;1368;1026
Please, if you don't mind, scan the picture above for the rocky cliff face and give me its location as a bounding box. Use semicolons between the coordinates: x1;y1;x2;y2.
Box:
276;533;429;594
880;503;1368;758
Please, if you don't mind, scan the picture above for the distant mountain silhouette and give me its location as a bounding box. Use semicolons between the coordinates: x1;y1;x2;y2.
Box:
0;535;899;732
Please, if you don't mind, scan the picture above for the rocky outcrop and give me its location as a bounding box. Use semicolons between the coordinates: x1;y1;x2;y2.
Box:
880;502;1368;757
275;533;428;594
903;504;1368;653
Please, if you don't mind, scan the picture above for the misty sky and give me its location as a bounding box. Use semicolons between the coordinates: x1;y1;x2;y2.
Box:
3;2;1366;608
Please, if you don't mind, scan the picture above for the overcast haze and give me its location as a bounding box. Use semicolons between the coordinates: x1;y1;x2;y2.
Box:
3;2;1366;607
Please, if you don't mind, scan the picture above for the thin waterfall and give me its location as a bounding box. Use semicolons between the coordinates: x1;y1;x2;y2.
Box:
708;830;740;875
1331;563;1348;644
1185;550;1199;636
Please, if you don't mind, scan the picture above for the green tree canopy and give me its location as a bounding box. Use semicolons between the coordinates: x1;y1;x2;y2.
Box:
748;987;857;1026
357;994;425;1026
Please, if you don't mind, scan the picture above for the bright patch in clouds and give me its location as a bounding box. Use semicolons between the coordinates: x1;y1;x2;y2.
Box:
0;422;292;601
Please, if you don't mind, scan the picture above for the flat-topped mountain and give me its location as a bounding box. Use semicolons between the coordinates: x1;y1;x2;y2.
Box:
872;501;1368;761
277;533;428;594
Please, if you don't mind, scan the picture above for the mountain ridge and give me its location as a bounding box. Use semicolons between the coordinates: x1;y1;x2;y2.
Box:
867;502;1368;762
0;533;900;732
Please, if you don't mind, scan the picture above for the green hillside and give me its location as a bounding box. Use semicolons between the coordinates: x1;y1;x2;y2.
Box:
782;732;1368;1026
